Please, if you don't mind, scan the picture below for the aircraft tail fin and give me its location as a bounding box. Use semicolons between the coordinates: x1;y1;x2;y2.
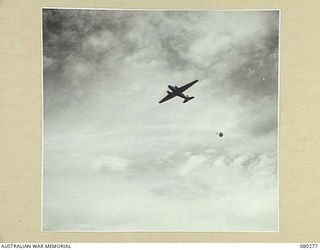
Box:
183;96;195;103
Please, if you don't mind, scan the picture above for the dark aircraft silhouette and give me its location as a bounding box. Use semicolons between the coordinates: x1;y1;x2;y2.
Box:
159;80;198;104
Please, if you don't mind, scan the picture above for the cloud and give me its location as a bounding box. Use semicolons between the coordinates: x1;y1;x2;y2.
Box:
91;155;130;172
43;127;278;231
43;144;277;231
178;154;208;176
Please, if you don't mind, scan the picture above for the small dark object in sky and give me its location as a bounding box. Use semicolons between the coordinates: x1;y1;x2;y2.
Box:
216;132;223;137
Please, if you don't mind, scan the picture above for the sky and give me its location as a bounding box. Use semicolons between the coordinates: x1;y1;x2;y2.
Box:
42;9;279;231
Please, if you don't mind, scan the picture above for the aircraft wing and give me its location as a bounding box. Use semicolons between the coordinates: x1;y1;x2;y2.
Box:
159;92;176;103
178;79;199;92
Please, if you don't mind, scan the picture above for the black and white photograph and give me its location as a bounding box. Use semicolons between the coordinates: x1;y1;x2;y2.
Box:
42;9;279;232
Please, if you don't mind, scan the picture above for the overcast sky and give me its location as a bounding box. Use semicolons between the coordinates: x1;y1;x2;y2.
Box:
42;9;279;231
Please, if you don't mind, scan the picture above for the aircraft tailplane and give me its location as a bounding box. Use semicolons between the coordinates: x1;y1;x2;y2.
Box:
183;96;194;103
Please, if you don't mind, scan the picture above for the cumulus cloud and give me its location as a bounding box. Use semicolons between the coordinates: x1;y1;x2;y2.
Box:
178;155;208;176
43;144;277;231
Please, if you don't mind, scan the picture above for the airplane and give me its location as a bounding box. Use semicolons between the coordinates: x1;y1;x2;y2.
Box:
159;80;198;104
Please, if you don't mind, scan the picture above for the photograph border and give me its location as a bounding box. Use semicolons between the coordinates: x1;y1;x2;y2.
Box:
1;0;320;242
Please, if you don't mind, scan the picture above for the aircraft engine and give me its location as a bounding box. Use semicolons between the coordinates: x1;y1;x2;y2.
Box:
168;85;175;91
167;91;172;94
